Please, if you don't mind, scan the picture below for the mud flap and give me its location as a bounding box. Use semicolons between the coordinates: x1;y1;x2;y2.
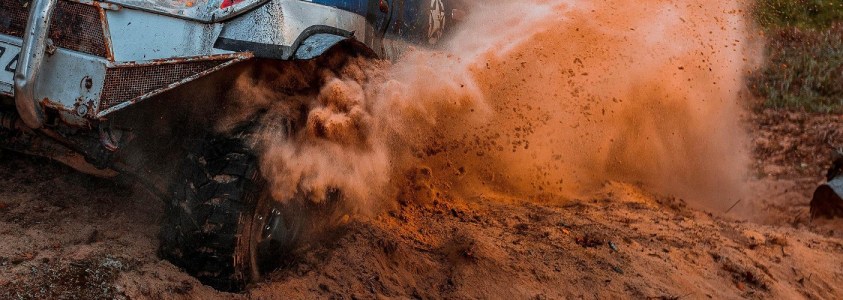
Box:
811;177;843;220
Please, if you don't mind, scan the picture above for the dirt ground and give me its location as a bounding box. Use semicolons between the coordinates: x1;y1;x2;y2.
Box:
0;109;841;299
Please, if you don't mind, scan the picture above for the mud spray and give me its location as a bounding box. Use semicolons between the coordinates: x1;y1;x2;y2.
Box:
225;0;760;213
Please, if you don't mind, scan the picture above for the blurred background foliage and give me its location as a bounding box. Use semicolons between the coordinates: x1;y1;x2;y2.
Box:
755;0;843;29
750;0;843;112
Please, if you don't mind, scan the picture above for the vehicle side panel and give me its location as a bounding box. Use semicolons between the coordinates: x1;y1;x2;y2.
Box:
107;9;228;62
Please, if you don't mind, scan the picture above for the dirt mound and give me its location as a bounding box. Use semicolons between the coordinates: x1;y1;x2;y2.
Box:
2;147;843;298
752;109;842;180
247;181;843;299
2;0;843;298
0;153;220;299
739;109;843;226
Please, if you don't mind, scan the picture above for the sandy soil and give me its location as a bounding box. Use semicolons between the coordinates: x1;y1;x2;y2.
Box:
0;109;841;299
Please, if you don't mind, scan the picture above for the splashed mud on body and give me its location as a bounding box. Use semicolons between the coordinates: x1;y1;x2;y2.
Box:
226;0;759;212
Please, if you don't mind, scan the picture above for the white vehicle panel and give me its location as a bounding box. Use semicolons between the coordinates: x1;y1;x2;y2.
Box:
0;41;21;95
106;8;228;61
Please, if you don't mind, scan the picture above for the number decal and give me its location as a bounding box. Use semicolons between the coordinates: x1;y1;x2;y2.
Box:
5;53;17;73
427;0;445;45
0;45;5;59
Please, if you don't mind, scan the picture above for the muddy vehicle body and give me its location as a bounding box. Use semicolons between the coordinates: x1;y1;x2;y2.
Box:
0;0;459;291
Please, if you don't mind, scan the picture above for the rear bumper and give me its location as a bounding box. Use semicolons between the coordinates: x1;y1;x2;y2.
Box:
12;0;56;129
1;32;251;126
1;0;252;127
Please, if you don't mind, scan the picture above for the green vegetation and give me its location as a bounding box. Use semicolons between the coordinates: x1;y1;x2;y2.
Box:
755;0;843;29
750;0;843;112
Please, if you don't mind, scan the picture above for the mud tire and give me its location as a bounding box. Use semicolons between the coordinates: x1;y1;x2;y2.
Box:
158;136;264;292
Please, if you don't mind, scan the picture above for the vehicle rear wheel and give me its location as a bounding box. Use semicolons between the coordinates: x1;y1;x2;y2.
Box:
158;136;305;291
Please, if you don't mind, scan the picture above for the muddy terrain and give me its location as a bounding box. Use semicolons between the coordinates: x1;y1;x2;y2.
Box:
2;0;843;298
0;109;842;299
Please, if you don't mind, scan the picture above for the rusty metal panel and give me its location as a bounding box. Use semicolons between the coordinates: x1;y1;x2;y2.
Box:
0;0;109;57
50;1;109;57
35;46;108;118
99;60;224;110
97;53;252;116
0;0;29;38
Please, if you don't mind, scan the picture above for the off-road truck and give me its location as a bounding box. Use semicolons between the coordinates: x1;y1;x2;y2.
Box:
0;0;460;291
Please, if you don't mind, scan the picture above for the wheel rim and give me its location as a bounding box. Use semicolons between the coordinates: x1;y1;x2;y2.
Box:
243;192;306;281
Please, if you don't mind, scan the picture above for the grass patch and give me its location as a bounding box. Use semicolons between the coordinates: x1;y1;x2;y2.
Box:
754;0;843;30
750;0;843;112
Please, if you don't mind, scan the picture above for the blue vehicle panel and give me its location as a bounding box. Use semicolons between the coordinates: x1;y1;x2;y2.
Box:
309;0;369;15
310;0;453;45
